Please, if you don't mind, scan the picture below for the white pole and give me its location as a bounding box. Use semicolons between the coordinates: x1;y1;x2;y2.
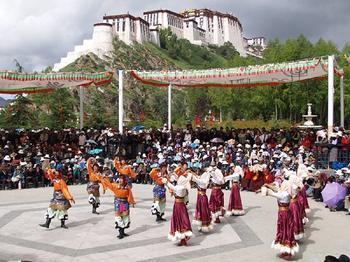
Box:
168;83;172;131
327;55;334;137
79;86;84;130
340;75;344;127
220;108;222;123
118;70;124;134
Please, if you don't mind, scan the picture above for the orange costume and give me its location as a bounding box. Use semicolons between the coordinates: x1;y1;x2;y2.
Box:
102;176;135;239
114;159;137;178
40;169;74;229
86;158;104;214
149;168;167;221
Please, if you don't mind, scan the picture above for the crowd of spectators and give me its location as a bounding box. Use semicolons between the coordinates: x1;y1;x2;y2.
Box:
0;125;349;194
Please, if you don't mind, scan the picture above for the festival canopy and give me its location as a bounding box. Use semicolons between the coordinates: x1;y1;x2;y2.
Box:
0;71;113;94
131;56;343;88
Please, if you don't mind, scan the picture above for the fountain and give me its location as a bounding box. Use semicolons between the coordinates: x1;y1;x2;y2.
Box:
298;103;323;129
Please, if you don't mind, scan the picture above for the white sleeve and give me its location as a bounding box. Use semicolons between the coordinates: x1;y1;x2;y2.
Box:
267;189;287;200
174;185;187;197
224;174;236;182
166;181;175;191
192;176;208;188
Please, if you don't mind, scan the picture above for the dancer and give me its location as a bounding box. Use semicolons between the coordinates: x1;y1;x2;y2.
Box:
289;172;304;240
226;172;245;216
173;161;191;205
86;157;104;214
102;175;136;239
262;180;299;259
39;168;75;229
192;169;213;232
114;156;137;186
149;159;168;222
208;162;227;223
164;174;193;246
296;157;310;224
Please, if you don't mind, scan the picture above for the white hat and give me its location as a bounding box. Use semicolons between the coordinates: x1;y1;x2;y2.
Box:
44;154;50;159
159;158;167;166
245;144;251;149
4;155;11;161
18;149;24;154
237;144;243;148
20;161;27;166
330;133;337;138
272;153;279;158
262;151;270;157
307;166;314;172
194;139;200;144
4;145;9;149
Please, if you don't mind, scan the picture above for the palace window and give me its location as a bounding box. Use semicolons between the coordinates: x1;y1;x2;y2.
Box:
122;20;126;31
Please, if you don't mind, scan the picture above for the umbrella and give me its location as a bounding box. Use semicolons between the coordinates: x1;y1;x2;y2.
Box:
88;149;103;155
210;137;224;144
190;143;199;149
131;125;145;132
321;182;348;208
86;139;97;145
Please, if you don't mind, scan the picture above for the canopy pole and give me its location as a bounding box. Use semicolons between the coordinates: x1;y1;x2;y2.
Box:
327;55;334;137
79;86;84;130
118;70;124;134
340;75;344;128
168;83;172;131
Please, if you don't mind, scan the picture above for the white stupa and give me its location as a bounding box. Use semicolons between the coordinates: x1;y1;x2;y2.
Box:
298;103;322;129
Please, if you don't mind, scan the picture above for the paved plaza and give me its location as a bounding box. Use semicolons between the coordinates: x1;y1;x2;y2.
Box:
0;184;348;262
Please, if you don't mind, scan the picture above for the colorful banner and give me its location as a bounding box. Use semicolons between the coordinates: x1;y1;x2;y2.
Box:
131;57;343;88
0;71;113;94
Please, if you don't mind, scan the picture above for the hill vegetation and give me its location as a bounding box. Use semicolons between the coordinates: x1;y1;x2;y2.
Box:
1;29;349;129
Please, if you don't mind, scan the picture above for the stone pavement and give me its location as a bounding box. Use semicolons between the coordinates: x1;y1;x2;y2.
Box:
0;184;348;262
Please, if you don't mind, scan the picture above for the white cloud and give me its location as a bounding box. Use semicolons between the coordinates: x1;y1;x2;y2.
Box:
0;0;349;72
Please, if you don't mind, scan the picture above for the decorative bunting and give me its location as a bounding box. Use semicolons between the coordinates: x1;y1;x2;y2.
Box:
0;71;113;94
131;57;343;88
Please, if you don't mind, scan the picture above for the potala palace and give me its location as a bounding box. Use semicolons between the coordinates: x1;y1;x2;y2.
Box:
53;8;266;71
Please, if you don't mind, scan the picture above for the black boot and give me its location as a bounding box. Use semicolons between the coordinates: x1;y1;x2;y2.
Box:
123;228;129;237
156;214;162;222
92;203;99;214
159;214;166;221
39;217;51;228
61;219;68;229
117;228;124;239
